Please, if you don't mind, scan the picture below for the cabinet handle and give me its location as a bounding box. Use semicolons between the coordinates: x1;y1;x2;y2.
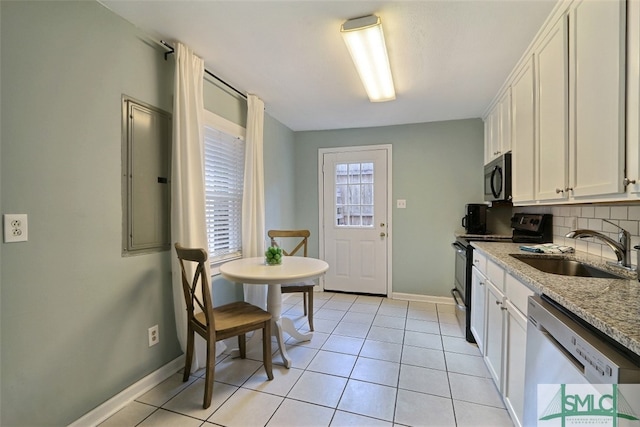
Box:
495;300;502;305
624;178;637;187
479;281;485;286
565;187;573;192
555;188;564;194
501;306;508;311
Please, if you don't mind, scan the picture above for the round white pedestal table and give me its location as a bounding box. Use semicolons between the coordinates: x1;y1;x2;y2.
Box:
219;256;329;368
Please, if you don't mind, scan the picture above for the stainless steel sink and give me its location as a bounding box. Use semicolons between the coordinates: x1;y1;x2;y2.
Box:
510;254;626;279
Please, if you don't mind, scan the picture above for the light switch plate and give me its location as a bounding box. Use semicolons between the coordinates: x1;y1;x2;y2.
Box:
4;214;28;243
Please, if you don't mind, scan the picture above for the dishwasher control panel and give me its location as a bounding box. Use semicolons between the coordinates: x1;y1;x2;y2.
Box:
571;336;614;378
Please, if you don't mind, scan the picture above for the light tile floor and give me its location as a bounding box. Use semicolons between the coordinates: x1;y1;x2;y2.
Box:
100;292;514;427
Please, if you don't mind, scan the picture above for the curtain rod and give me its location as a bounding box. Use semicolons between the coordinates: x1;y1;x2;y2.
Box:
160;40;248;100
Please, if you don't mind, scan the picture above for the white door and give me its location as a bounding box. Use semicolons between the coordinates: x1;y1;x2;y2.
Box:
320;146;390;295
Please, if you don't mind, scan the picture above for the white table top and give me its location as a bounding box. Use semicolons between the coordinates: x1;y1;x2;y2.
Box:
219;256;329;285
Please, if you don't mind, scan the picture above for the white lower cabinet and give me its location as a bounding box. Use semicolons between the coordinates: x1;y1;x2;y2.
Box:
484;280;505;390
470;266;487;353
474;253;534;427
503;299;528;427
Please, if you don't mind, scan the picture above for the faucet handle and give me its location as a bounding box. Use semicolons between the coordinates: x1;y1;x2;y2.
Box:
602;219;627;233
603;219;630;245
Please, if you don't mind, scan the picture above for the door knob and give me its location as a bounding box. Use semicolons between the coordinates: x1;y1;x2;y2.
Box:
380;232;386;237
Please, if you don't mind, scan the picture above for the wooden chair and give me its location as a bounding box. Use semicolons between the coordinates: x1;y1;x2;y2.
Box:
267;230;315;331
174;243;273;409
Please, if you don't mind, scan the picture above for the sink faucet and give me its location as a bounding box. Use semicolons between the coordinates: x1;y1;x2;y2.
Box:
565;219;633;270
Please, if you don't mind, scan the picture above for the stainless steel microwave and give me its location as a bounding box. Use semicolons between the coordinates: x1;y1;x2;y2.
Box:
484;153;512;202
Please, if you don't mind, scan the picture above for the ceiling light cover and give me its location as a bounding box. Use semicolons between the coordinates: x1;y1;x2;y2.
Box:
341;15;395;102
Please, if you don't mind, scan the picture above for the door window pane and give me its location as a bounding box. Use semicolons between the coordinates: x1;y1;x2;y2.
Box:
335;162;374;227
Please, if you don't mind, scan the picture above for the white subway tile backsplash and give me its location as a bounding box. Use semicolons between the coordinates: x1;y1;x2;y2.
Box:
559;206;571;216
582;206;595;218
587;218;602;230
610;206;627;220
602;220;620;233
594;206;610;218
518;203;640;265
629;205;640;221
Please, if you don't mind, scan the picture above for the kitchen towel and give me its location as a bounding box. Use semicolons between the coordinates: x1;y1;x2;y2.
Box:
519;243;575;254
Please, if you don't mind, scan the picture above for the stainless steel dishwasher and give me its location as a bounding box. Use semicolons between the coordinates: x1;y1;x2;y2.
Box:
523;295;640;426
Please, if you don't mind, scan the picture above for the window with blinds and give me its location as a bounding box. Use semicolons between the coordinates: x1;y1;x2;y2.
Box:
203;124;245;264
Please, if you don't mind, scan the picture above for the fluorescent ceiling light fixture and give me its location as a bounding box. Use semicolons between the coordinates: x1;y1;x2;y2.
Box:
341;15;396;102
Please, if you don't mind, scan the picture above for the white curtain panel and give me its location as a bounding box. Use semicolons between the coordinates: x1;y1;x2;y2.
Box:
242;94;268;309
170;42;212;372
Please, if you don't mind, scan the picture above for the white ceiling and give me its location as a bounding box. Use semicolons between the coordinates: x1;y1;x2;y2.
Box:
99;0;557;131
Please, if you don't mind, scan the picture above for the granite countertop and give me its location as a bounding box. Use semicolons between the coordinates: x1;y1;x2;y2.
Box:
472;241;640;358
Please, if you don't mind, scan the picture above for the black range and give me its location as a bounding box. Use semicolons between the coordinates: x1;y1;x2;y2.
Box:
451;213;552;343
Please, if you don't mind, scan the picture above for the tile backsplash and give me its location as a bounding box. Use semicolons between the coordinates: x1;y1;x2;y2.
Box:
514;204;640;263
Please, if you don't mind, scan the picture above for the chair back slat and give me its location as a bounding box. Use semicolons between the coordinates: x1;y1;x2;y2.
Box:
267;230;309;257
175;244;215;332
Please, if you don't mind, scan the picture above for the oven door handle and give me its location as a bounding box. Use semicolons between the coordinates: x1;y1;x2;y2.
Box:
451;288;466;311
451;242;466;253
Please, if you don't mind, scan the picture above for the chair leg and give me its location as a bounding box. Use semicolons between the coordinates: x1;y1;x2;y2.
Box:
302;292;308;316
238;334;247;359
262;322;274;380
307;289;314;332
202;338;216;409
183;326;194;382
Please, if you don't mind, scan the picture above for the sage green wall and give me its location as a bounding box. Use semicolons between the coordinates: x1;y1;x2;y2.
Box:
0;1;295;425
294;119;484;297
1;2;180;425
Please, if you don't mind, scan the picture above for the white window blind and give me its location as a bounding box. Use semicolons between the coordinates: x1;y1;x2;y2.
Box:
204;125;245;263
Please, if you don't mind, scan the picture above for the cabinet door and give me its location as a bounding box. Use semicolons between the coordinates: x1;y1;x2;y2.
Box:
484;117;493;165
627;0;640;193
499;88;512;155
484;280;505;391
485;107;501;164
535;16;569;201
503;300;528;427
569;0;625;198
511;57;536;203
470;267;487;354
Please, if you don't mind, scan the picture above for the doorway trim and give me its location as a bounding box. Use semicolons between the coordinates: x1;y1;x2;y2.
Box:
317;144;393;296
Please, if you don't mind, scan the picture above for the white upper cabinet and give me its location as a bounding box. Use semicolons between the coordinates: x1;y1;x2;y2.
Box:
484;89;512;165
624;0;640;193
487;0;632;205
535;15;569;202
569;0;626;198
511;56;536;204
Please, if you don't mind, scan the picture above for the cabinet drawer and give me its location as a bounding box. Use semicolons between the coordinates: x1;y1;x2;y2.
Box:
486;259;505;290
472;251;487;274
505;273;534;315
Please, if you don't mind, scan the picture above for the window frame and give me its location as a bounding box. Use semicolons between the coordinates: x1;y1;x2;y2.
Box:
203;110;246;274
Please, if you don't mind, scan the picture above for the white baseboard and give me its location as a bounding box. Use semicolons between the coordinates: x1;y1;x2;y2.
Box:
391;292;455;305
69;355;185;427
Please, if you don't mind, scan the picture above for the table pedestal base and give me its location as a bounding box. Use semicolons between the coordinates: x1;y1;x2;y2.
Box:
268;284;312;368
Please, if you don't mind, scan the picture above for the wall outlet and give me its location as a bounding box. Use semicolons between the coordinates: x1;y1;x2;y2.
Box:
4;214;28;243
397;199;407;209
148;325;159;347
